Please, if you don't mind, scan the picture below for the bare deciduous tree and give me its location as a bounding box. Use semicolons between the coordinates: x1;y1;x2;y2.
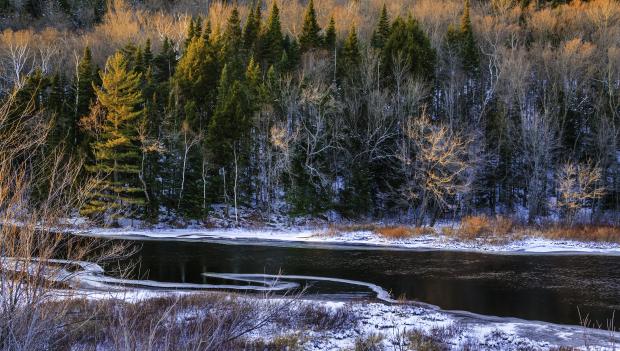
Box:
557;161;605;224
399;113;473;225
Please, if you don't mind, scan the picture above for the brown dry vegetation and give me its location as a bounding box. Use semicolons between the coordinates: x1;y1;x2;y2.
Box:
6;293;355;351
375;225;436;239
531;224;620;243
328;216;620;243
455;215;514;240
328;223;435;239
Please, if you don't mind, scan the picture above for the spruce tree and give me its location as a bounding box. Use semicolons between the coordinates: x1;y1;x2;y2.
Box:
194;16;203;39
153;37;177;83
81;52;145;220
243;3;262;54
445;0;479;74
174;36;218;112
220;6;245;77
281;36;301;70
342;25;361;70
74;47;96;122
460;0;479;73
184;18;196;48
258;2;284;68
324;16;336;50
203;19;212;42
74;46;97;155
382;16;436;81
48;72;72;149
205;63;255;213
299;0;322;52
206;65;253;169
143;39;153;68
371;4;391;49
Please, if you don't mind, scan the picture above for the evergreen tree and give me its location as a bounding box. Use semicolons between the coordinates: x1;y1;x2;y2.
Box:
371;4;391;49
243;2;262;54
134;47;145;74
460;0;479;73
143;39;153;68
281;35;301;71
153;37;177;83
174;36;218;112
342;25;361;71
299;0;322;52
203;20;212;42
81;52;145;220
194;16;203;39
220;6;245;77
258;2;284;68
74;46;97;155
47;72;72;149
206;65;253;169
324;16;336;50
15;68;48;111
445;0;479;74
184;17;197;48
382;16;436;81
74;47;96;122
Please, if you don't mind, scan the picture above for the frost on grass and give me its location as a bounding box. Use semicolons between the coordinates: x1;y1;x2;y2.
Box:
58;293;617;351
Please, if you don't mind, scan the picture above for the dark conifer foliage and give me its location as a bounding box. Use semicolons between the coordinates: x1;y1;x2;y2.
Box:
371;4;391;49
299;0;322;52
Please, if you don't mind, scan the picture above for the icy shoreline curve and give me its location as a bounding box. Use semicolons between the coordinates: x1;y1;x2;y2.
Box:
79;227;620;255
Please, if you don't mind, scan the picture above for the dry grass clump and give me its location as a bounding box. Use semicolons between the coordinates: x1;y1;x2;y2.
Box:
449;215;515;241
536;225;620;243
459;215;493;239
354;332;384;351
248;333;304;350
296;304;355;331
375;225;435;239
376;226;415;239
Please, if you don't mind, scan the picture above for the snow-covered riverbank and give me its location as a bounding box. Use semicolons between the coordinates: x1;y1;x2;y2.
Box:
76;288;619;350
79;226;620;255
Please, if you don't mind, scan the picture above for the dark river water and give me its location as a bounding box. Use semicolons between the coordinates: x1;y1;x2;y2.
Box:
111;239;620;328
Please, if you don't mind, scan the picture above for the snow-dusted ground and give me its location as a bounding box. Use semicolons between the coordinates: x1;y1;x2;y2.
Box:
80;226;620;255
74;288;620;350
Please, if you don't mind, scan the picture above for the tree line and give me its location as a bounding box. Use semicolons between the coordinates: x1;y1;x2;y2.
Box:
2;0;619;225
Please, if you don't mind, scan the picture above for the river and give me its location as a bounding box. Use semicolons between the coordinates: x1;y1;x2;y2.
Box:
106;238;620;328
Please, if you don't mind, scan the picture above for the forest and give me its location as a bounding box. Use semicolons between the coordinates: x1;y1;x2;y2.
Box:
0;0;618;226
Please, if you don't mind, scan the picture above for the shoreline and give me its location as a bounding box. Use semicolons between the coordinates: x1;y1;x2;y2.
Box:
72;288;620;350
74;226;620;256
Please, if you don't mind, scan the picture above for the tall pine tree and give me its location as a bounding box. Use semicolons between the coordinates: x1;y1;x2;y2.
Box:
243;2;262;55
258;2;284;69
460;0;479;73
299;0;322;52
371;4;391;49
74;46;97;156
81;52;145;220
324;16;336;50
342;25;361;71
